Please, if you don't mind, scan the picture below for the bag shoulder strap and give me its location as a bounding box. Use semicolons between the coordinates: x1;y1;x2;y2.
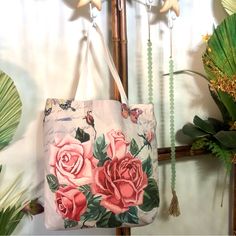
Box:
74;23;128;104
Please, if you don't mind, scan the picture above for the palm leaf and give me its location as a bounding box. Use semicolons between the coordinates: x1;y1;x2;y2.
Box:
203;14;236;77
0;70;22;150
222;0;236;15
202;13;236;121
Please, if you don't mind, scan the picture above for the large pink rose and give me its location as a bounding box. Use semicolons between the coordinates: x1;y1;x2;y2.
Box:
55;186;87;221
91;153;148;214
106;130;130;159
50;135;97;187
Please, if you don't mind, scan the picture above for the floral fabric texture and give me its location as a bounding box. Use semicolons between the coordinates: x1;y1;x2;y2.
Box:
44;99;159;229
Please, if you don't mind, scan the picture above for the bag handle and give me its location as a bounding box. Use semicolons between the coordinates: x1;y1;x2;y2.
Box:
74;23;128;104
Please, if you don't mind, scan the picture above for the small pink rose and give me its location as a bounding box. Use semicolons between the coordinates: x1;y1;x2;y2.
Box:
106;130;130;159
145;130;154;143
55;186;87;221
50;135;97;187
91;153;147;214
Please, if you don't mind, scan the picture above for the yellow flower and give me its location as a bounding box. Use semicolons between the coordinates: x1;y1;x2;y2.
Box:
210;75;236;101
202;33;211;43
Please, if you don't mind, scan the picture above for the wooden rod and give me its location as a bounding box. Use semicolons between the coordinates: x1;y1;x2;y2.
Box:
233;165;236;235
158;145;208;161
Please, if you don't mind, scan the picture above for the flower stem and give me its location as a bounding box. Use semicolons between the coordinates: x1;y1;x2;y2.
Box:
134;144;145;157
93;127;97;140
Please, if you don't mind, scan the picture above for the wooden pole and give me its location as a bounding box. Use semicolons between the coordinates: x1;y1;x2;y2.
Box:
233;165;236;235
111;0;128;101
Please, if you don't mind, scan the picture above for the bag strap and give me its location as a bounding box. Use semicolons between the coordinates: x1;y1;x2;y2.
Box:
74;23;128;104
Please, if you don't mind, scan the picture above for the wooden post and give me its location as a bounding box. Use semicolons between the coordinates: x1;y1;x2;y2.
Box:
111;0;128;101
233;165;236;235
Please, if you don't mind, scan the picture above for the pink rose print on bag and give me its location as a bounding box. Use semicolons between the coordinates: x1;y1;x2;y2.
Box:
91;153;148;214
55;186;87;221
106;130;130;159
50;135;97;187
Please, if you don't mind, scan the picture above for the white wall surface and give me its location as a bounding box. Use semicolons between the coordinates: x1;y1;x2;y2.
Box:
0;0;230;235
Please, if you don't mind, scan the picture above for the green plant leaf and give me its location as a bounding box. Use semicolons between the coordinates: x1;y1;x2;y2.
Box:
130;139;139;156
182;123;209;138
208;141;232;172
117;207;139;224
209;89;231;123
75;127;90;143
94;134;110;166
139;178;159;212
0;207;25;235
214;130;236;148
46;174;59;192
191;137;210;150
193;115;216;134
0;70;22;150
207;117;226;131
222;0;236;15
142;155;153;178
64;219;78;229
218;91;236;121
0;164;2;174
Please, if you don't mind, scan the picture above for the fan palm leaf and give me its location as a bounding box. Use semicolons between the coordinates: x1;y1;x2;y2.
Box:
222;0;236;15
202;13;236;122
0;70;22;150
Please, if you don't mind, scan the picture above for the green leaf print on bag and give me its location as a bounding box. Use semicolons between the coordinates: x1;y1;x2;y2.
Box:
142;155;153;178
117;207;139;224
79;185;106;223
139;178;160;212
64;219;78;229
97;212;122;228
93;134;110;167
75;127;90;143
130;138;139;156
46;174;59;192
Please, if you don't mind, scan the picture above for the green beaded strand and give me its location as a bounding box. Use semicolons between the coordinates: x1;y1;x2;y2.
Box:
147;39;153;103
169;57;176;191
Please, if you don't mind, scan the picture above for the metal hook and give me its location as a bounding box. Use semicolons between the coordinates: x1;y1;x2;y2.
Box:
146;0;153;12
89;2;97;26
146;0;153;40
168;10;176;29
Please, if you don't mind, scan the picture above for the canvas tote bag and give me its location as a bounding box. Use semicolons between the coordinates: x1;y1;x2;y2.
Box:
43;23;159;230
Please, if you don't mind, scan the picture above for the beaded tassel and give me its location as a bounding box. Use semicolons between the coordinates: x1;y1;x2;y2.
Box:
147;39;153;103
168;11;180;217
168;57;180;216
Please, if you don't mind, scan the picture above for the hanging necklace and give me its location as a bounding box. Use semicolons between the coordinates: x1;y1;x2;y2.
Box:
167;10;180;217
146;0;153;104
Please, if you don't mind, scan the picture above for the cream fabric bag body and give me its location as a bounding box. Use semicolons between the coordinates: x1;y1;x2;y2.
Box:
43;24;159;230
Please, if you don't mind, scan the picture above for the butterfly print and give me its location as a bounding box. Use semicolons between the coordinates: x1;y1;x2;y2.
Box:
44;100;53;118
59;100;76;112
121;104;143;124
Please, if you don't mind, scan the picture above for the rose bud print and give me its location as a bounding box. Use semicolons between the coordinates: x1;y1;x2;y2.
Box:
84;111;94;127
83;111;97;139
